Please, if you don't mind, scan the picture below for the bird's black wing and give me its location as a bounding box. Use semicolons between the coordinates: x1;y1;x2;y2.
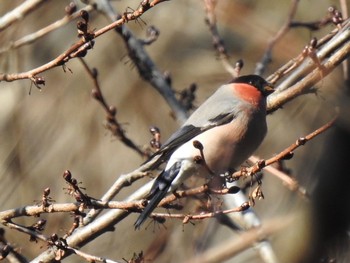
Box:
144;111;237;171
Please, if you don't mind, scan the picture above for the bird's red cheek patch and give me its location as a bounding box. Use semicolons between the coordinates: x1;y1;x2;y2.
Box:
231;83;263;106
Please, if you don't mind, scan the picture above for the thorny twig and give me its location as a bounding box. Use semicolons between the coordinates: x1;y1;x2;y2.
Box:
92;0;188;122
79;58;146;157
151;202;250;224
0;4;95;54
255;0;300;76
0;0;169;83
3;220;118;262
1;2;349;263
116;25;189;122
230;114;337;182
203;0;238;77
248;156;307;196
25;113;334;237
267;19;350;112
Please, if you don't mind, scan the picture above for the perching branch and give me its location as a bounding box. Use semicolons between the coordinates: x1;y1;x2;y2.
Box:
230;114;338;182
1;1;349;262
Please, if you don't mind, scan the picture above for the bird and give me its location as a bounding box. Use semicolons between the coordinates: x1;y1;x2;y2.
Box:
134;74;274;229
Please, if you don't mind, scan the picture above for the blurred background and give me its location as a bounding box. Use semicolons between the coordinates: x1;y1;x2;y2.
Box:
0;0;349;262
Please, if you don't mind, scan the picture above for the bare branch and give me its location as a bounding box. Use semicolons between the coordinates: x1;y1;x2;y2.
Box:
230;114;337;181
268;19;350;111
151;202;249;224
203;0;237;77
0;200;143;222
185;215;294;263
255;0;300;75
94;0;188;122
248;155;308;196
80;58;146;157
0;0;170;84
0;0;48;31
0;5;95;54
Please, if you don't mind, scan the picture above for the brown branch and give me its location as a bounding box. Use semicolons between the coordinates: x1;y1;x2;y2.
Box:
3;221;48;243
158;184;239;207
80;58;146;157
0;200;144;221
230;114;337;181
185;215;294;263
19;4;349;263
151;202;249;224
255;0;300;75
3;221;119;263
267;19;350;111
289;18;332;30
0;4;95;54
0;0;48;31
82;169;149;225
203;0;238;77
0;0;168;83
93;0;188;122
248;156;308;197
266;23;339;85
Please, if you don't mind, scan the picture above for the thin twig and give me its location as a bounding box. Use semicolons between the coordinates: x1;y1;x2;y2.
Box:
151;202;249;223
231;114;337;181
3;221;48;243
95;0;188;122
0;0;168;83
248;156;308;197
203;0;237;77
0;5;95;54
15;4;350;263
185;215;294;263
79;58;146;156
0;0;48;31
255;0;300;75
82;169;149;225
268;18;350;91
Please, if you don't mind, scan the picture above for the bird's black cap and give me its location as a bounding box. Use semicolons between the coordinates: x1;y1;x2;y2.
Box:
231;75;274;97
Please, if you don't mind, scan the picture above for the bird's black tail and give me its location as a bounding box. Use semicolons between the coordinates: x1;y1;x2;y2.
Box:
134;187;168;229
134;162;182;230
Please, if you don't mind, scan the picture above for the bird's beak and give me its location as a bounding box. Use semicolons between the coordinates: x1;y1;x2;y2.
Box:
263;84;275;96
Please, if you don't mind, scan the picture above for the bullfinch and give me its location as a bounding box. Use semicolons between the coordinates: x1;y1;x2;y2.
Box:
134;74;274;229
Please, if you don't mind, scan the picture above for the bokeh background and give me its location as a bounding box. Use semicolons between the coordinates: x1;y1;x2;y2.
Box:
0;0;349;262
